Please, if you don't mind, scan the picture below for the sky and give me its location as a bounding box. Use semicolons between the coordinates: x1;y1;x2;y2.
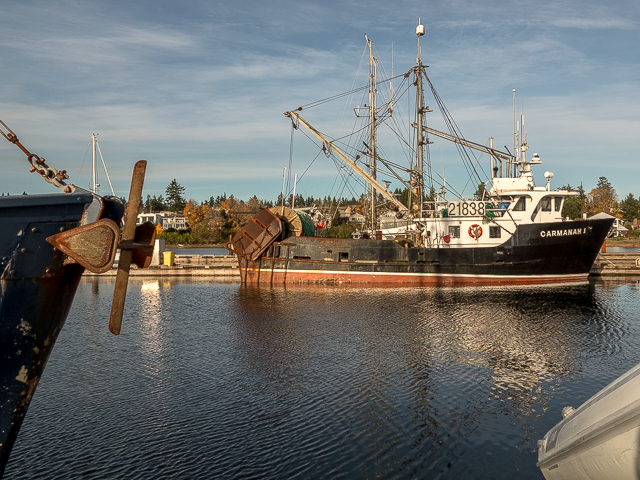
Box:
0;0;638;204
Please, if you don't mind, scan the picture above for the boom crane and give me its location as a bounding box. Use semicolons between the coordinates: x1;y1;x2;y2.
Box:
417;124;515;177
285;109;409;215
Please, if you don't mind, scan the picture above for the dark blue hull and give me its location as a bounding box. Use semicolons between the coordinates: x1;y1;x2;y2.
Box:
0;193;117;477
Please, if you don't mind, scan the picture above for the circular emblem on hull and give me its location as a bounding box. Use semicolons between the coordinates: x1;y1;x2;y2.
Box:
468;224;483;239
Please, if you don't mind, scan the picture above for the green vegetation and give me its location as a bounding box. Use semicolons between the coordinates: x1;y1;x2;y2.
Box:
326;224;356;238
146;176;640;245
159;229;192;245
165;179;187;213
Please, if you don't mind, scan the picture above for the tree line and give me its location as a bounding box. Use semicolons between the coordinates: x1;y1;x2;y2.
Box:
149;179;367;245
559;177;639;227
149;176;640;245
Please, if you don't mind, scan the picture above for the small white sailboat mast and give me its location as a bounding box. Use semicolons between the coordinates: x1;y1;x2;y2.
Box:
89;133;116;196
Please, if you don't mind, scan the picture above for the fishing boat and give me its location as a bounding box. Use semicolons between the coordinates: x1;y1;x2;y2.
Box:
231;21;613;286
0;120;155;477
537;362;640;479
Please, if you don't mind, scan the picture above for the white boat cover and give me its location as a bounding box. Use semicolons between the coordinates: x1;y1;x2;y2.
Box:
537;362;640;479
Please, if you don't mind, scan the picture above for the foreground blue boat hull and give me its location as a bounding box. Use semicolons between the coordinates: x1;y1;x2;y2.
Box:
0;193;120;477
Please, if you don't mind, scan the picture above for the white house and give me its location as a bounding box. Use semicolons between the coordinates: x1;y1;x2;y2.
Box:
162;214;188;230
136;212;168;225
611;218;629;237
590;212;627;237
136;212;188;230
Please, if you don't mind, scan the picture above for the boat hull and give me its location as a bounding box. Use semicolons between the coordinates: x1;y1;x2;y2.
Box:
0;193;116;476
537;362;640;480
237;218;613;286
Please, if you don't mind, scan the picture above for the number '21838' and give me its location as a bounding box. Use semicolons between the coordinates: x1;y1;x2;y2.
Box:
447;201;485;216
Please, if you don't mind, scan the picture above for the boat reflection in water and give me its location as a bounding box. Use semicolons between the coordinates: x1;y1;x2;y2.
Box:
4;278;636;480
231;281;619;476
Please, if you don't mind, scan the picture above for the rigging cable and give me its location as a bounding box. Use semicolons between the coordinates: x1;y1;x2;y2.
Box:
423;73;490;193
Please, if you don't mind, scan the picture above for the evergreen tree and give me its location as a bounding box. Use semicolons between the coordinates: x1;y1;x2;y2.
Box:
148;195;166;212
620;193;640;222
165;179;186;213
587;176;617;215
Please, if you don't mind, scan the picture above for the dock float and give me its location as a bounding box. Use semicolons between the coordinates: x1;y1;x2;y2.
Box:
82;252;640;279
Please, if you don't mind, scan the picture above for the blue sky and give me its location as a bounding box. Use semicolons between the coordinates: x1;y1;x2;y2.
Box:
0;0;638;204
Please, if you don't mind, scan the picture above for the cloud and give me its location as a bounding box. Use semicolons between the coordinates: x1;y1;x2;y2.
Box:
0;0;638;202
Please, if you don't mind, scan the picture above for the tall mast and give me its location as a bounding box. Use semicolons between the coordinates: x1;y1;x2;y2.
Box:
91;133;98;194
415;21;426;215
512;89;517;178
89;134;116;196
366;35;377;231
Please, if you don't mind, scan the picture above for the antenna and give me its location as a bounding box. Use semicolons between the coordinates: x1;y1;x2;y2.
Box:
390;42;394;116
416;19;425;64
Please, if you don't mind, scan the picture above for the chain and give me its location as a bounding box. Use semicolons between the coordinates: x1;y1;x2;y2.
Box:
0;118;75;193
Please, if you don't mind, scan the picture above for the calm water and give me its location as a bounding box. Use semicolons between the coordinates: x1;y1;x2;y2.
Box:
4;278;640;479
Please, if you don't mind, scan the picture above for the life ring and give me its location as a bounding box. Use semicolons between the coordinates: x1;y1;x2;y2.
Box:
468;224;483;239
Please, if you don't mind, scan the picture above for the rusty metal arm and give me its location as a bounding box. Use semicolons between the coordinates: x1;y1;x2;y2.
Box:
109;160;147;335
285;110;409;213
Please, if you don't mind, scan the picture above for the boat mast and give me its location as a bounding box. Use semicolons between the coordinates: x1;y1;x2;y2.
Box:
91;133;98;194
512;89;517;178
90;134;116;196
415;21;426;215
366;35;378;232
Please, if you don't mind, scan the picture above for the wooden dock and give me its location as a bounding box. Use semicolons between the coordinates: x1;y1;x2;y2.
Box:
84;254;241;277
81;251;640;279
591;252;640;278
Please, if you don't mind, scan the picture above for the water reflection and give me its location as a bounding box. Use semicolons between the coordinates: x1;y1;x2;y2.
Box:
4;278;639;480
139;280;163;363
231;283;621;474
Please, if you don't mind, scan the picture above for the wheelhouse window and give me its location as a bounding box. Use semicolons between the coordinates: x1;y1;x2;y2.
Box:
448;226;460;239
541;197;552;212
554;197;563;212
489;226;501;238
512;196;527;211
531;196;553;221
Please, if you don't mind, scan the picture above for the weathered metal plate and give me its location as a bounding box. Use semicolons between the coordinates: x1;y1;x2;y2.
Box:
232;208;282;261
46;218;119;274
131;221;156;269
